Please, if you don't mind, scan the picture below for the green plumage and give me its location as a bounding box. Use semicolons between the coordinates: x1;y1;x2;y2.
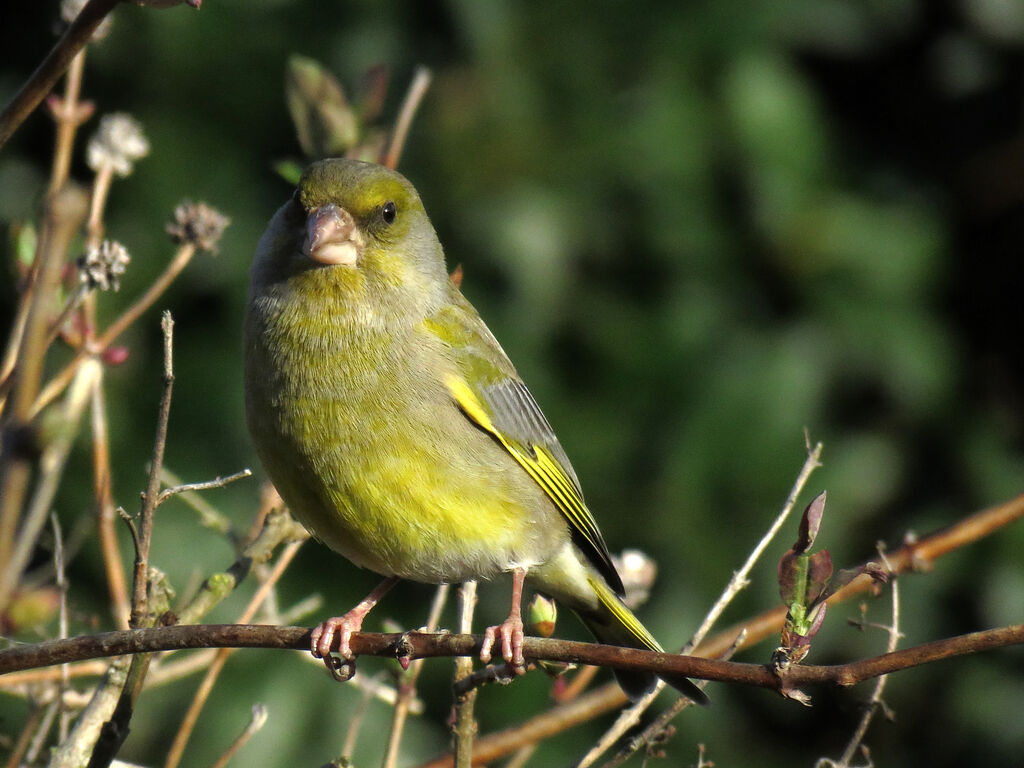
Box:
244;158;705;704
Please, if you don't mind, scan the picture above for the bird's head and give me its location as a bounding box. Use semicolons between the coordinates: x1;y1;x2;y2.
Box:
252;159;448;317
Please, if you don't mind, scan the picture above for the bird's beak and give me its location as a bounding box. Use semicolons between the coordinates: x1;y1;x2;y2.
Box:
302;204;364;266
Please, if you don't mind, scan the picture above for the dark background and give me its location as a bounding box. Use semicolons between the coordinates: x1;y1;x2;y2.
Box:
2;1;1024;765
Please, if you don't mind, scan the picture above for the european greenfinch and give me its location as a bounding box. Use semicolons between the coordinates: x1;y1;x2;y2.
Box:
244;158;705;703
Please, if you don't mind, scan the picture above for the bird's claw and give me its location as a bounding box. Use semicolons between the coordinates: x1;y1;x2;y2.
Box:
480;614;525;674
310;613;362;681
327;656;357;682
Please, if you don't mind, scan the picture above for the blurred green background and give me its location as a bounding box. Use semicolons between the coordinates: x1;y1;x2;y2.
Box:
3;0;1024;766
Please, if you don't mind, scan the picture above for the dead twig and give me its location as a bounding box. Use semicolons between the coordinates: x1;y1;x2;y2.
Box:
453;581;479;768
0;0;119;149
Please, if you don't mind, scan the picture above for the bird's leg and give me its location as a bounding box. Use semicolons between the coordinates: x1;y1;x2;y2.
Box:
480;567;527;672
311;576;399;681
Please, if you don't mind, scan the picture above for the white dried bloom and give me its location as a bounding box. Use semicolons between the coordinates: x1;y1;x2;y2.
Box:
612;549;658;610
61;0;113;40
166;201;230;253
87;114;150;177
79;240;130;291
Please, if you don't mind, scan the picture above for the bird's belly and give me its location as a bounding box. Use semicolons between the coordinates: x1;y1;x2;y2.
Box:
246;310;568;584
261;414;567;585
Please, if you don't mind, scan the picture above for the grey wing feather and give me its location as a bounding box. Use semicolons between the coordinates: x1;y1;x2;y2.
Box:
481;379;581;490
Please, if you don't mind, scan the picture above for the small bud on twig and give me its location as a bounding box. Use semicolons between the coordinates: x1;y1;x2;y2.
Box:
166;201;230;253
78;239;130;291
87;113;150;177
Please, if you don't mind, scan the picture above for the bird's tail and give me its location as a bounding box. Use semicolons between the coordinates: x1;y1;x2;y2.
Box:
577;574;709;705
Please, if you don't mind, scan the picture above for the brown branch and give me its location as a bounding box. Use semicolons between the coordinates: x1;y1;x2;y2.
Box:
129;311;174;629
163;539;305;768
1;624;1021;689
417;490;1024;768
0;0;120;149
90;373;131;629
697;490;1024;660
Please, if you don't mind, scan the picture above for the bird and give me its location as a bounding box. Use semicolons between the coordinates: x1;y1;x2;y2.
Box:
243;157;706;704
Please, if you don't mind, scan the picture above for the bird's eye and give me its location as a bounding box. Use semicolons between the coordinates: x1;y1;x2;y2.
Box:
381;201;397;225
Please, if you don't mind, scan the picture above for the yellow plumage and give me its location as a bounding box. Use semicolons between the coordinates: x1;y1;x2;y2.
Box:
244;158;705;703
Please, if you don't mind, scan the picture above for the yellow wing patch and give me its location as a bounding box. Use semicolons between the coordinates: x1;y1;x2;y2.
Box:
588;573;662;652
446;373;614;579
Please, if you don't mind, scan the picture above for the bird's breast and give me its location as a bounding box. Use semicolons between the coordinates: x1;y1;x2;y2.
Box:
244;287;566;583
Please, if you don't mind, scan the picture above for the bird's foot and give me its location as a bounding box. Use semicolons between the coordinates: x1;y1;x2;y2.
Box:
309;576;400;683
310;612;364;681
480;613;526;673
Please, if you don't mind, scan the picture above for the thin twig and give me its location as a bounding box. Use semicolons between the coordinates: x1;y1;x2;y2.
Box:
340;674;384;763
0;185;88;611
47;653;131;768
452;581;479;768
208;703;269;768
163;538;306;768
3;702;46;768
48;49;90;194
51;513;72;743
578;439;824;768
86;164;114;247
0;0;120;149
598;635;746;768
91;372;131;629
43;283;89;351
158;466;236;534
412;489;1024;768
156;469;252;505
129;311;175;629
818;549;901;768
382;583;451;768
691;437;825;652
382;66;432;169
24;699;59;765
31;243;197;418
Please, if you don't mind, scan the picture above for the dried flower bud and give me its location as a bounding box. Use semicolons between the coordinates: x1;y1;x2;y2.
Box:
79;240;130;291
87;113;150;177
61;0;113;40
612;549;658;610
166;201;230;253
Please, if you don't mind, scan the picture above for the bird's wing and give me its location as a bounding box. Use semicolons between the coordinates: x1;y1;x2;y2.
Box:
425;284;625;595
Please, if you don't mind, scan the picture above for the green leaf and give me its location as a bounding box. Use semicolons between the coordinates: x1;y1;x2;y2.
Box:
274;159;304;185
285;55;359;159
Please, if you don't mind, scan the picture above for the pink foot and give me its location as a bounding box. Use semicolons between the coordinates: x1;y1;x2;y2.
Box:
480;568;527;673
310;612;363;681
309;576;399;682
480;614;526;671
